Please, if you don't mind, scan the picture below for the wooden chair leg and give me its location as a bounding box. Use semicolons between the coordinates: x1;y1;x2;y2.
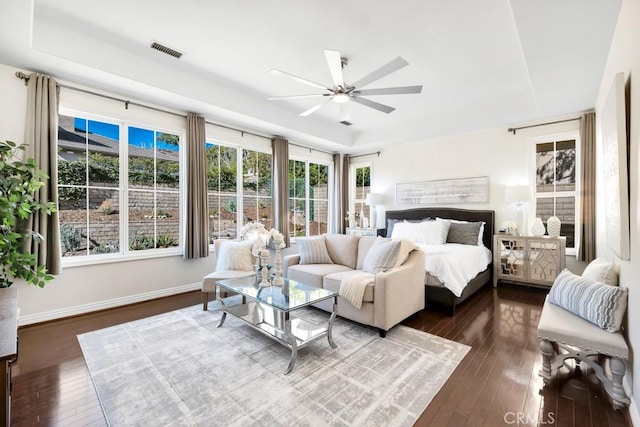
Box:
539;339;555;385
203;292;209;311
609;357;630;409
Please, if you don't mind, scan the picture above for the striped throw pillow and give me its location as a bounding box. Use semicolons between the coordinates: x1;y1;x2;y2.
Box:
296;236;333;265
363;237;401;273
548;269;628;332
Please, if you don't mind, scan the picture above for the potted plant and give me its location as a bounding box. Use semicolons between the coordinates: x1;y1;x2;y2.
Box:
0;140;56;288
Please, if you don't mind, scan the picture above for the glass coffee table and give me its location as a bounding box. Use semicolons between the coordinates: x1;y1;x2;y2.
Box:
215;276;338;374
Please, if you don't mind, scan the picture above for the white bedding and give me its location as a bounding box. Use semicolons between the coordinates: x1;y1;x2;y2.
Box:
416;243;492;297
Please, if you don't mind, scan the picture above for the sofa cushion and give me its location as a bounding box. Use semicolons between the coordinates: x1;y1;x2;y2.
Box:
393;239;420;267
548;269;628;332
287;264;352;288
324;270;375;303
582;257;618;286
296;236;333;265
362;237;401;273
215;240;255;271
324;234;359;268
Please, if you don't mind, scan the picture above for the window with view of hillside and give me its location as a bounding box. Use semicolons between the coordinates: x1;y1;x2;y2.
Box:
289;160;329;238
534;136;577;249
351;164;371;226
206;143;238;241
57;114;182;258
242;149;272;229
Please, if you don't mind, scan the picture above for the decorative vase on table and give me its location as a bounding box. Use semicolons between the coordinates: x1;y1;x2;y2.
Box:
530;218;545;236
547;216;561;238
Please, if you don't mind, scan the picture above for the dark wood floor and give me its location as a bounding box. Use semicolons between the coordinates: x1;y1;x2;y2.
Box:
10;284;631;426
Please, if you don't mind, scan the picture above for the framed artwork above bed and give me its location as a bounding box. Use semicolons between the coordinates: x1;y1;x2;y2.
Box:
396;176;489;205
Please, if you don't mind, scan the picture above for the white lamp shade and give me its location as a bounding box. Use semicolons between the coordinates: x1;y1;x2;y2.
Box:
505;185;531;203
365;193;383;206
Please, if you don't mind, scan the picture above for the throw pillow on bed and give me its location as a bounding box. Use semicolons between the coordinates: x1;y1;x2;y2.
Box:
216;240;255;271
296;236;333;265
548;269;627;332
446;221;484;245
363;237;401;273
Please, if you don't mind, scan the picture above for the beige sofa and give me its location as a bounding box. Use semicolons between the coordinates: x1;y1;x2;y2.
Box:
283;234;425;337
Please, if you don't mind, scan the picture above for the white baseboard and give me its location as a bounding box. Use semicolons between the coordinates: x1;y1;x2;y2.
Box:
18;282;201;326
624;375;638;426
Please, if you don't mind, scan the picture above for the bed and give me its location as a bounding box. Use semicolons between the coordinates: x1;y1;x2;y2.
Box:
384;207;495;315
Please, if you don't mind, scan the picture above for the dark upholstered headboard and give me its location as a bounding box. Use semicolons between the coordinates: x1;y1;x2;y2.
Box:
384;207;495;252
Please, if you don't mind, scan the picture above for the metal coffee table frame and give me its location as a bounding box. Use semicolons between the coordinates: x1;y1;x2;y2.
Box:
215;276;338;374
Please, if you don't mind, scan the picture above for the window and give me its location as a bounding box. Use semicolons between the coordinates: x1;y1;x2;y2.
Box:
57;113;182;258
289;159;329;238
533;134;578;249
206;143;238;241
242;149;272;228
350;164;371;226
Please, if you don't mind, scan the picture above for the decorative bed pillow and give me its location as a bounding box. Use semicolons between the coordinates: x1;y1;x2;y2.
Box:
421;218;450;244
386;218;429;237
548;269;628;332
390;221;423;241
582;257;618;286
296;236;333;265
446;221;484;245
438;217;485;245
363;237;401;273
216;240;255;271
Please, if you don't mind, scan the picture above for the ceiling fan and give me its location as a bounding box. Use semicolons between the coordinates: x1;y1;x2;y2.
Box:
268;50;422;120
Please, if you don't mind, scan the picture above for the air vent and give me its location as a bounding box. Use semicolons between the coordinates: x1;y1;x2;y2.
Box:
150;42;183;59
340;120;352;126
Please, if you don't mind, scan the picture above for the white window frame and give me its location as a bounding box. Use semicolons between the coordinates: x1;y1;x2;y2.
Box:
529;131;580;255
349;161;372;221
59;108;186;267
288;155;333;240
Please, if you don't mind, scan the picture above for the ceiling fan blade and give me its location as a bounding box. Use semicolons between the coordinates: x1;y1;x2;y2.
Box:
269;69;329;91
353;85;422;96
268;94;327;100
351;96;396;114
340;103;352;122
324;49;345;88
351;57;409;89
299;99;331;117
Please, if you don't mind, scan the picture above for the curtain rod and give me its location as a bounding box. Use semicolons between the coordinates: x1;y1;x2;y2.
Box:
507;117;581;135
16;70;338;155
15;71;280;143
350;151;381;159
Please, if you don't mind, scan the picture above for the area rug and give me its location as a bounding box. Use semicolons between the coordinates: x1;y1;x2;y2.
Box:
78;299;469;426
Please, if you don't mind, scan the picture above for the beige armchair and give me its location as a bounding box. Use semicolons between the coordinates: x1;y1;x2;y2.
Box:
201;240;255;310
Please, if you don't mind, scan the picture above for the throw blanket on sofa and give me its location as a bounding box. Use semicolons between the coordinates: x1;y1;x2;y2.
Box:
340;272;375;309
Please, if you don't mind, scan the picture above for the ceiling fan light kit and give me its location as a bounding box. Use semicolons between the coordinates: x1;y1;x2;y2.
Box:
269;49;422;120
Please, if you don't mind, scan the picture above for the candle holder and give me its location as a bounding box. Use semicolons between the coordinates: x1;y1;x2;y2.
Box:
260;251;271;287
272;238;285;286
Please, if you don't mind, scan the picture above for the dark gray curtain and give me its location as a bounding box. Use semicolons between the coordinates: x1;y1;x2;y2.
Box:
332;153;349;234
184;113;209;259
25;73;61;275
579;111;596;262
271;137;290;247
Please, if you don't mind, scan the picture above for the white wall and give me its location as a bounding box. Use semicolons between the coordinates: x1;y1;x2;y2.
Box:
369;118;580;232
593;0;640;422
0;64;216;325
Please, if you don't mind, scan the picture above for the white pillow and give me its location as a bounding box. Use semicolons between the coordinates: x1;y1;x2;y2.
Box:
390;221;423;242
582;257;618;286
422;219;450;244
216;240;255;271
